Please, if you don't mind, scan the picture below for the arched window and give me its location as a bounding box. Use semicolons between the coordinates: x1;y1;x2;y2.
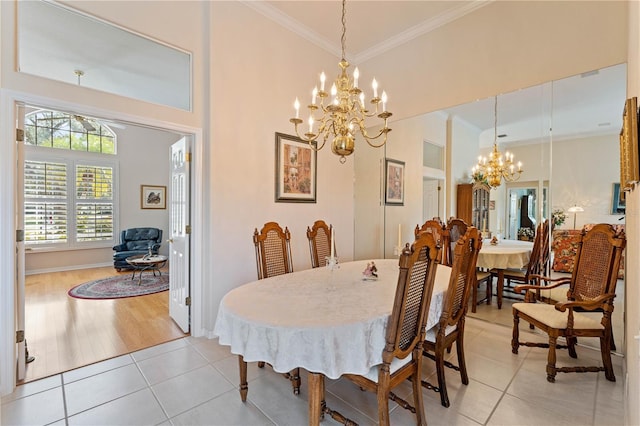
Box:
25;109;116;153
23;108;118;248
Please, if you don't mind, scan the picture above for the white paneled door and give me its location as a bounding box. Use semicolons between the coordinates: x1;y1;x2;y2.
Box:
422;178;440;222
169;137;190;333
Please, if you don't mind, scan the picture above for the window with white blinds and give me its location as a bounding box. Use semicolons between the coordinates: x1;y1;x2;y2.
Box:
24;159;117;247
75;165;114;242
23;108;118;250
24;161;68;244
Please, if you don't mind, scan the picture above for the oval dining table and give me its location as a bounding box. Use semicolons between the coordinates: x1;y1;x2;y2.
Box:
476;238;533;308
213;258;451;426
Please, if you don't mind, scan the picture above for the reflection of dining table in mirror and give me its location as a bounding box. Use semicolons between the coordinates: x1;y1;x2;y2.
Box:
476;239;533;309
213;258;451;426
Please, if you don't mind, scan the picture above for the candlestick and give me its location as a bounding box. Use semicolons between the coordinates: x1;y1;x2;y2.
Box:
330;227;335;259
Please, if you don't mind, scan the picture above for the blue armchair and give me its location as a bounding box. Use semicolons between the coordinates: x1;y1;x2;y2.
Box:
113;227;163;271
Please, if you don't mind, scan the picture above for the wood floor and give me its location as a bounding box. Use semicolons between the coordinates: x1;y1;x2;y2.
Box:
22;265;188;384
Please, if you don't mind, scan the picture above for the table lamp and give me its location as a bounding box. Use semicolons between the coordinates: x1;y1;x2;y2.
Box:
567;205;584;229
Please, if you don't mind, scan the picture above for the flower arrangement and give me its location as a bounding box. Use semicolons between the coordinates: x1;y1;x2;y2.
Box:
552;209;567;227
471;170;488;185
517;227;534;240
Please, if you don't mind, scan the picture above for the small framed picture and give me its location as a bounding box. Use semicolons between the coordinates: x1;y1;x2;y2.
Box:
385;158;405;205
141;185;167;209
275;132;317;203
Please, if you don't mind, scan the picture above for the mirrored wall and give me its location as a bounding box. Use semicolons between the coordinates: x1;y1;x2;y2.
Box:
354;62;627;351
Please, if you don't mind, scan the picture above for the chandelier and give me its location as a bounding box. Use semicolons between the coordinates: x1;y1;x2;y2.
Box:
471;96;523;188
289;0;392;163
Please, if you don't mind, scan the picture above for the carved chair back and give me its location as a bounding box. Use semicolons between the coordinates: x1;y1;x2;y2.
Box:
253;221;293;280
306;220;332;268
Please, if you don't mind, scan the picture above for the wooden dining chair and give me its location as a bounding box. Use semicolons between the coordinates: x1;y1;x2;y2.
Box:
325;231;440;426
444;218;490;313
252;221;299;394
415;218;445;263
253;221;293;280
523;222;616;348
422;226;482;407
443;217;468;266
502;219;550;290
306;220;332;268
512;224;626;383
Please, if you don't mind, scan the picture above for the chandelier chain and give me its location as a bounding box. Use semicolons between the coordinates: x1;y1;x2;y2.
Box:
341;0;347;61
494;95;497;144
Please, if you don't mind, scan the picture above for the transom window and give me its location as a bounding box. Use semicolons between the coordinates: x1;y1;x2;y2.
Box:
25;109;116;154
24;108;118;249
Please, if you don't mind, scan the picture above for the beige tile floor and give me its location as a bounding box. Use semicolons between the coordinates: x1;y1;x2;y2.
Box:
1;317;624;426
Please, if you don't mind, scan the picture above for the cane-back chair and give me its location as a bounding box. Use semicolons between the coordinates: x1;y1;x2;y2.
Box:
306;220;332;268
415;218;445;263
422;226;482;407
511;223;626;383
329;232;440;426
252;221;299;393
443;218;468;266
497;219;550;299
443;218;490;312
253;221;293;280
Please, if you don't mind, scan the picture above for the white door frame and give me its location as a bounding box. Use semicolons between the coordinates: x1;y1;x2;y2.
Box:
0;89;206;396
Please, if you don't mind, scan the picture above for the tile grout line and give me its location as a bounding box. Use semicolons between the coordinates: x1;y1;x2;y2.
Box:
60;374;70;425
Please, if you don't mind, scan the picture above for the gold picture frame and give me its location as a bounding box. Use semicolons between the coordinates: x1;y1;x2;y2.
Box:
620;97;639;194
141;185;167;209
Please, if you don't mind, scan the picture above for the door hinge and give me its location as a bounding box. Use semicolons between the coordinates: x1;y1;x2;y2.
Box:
185;152;192;162
16;229;24;243
16;129;24;142
16;330;25;343
185;296;191;306
185;225;191;234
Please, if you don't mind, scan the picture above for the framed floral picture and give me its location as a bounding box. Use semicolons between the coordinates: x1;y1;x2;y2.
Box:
385;158;405;205
275;132;317;203
141;185;166;209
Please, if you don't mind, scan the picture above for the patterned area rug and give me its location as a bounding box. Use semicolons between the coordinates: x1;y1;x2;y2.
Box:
68;273;169;300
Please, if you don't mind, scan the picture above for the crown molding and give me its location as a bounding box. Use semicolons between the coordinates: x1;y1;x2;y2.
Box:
354;1;493;63
240;1;340;58
242;1;493;63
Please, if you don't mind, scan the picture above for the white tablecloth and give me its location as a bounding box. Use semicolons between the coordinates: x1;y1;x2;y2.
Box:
477;239;533;270
213;259;450;379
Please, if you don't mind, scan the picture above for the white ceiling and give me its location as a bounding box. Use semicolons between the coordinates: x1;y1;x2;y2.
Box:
18;0;626;143
251;1;626;146
252;1;485;63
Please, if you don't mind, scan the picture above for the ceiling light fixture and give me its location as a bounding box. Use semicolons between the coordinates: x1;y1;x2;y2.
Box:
471;96;523;188
74;69;84;85
289;0;392;163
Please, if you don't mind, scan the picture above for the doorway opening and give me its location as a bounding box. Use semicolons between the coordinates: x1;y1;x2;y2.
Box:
505;182;548;240
14;101;198;384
